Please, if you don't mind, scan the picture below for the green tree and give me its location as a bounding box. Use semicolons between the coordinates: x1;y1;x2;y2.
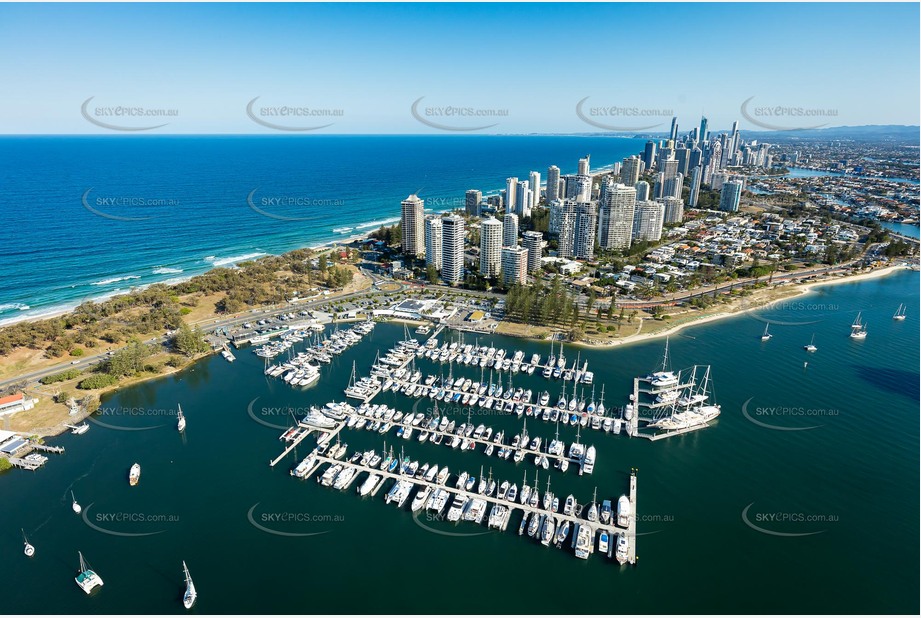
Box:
172;323;210;357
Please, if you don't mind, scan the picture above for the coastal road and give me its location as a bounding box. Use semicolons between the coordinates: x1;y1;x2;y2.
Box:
0;274;485;391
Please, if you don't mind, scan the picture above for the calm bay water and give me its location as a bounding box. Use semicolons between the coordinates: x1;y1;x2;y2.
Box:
0;135;642;324
1;269;918;613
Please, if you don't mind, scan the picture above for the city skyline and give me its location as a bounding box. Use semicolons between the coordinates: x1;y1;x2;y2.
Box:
0;3;917;134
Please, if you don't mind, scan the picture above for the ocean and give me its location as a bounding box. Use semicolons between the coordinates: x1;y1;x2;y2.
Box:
1;269;918;614
0;135;644;324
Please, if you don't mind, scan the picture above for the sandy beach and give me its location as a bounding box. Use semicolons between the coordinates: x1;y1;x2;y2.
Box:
577;263;915;350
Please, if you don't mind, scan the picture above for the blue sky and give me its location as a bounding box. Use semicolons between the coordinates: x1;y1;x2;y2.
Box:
0;3;917;134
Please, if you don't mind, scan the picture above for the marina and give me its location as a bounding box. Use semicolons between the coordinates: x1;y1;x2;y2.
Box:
0;271;916;614
294;445;638;565
319;401;598;474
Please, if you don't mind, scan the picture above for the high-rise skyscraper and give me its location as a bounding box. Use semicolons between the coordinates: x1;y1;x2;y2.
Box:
578;155;590;176
503;213;519;247
573;202;598;260
669;116;678;142
441;215;465;284
659;196;684;224
401;194;425;257
719;181;742;212
688;166;702;208
556;201;577;258
632;201;665;242
689;147;703;169
548;199;564;238
546;165;560;202
465;189;482;217
675;148;690;176
501;246;528;286
564;175;592;202
479;217;503;277
598;183;636;251
424;215;442;270
515;180;532;218
522;231;542;273
643;140;657;170
529;171;541;209
620;155;642;187
505;177;518;214
699;116;709;145
635;180;650;202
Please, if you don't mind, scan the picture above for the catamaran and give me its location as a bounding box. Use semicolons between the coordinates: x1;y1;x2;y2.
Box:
75;552;103;594
849;312;867;339
177;404;186;432
804;334;817;352
893;304;907;321
182;561;197;609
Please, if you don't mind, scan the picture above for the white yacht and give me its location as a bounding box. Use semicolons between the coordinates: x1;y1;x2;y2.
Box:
849;312;867;339
22;530;34;557
574;524;593;559
177;404;186;432
893;303;907;321
615;533;629;565
182;561;197;609
71;491;82;514
760;323;772;341
359;474;381;496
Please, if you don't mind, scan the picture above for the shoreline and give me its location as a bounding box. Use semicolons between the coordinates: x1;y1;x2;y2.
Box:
9;264;914;439
0;154;631;329
565;263;914;350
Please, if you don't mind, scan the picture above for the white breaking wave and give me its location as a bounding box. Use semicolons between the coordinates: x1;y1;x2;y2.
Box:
90;275;142;286
205;252;267;267
152;267;184;275
0;303;30;312
354;217;400;231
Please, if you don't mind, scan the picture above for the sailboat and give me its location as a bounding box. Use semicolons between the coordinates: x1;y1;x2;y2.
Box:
22;530;34;557
849;312;867;339
893;304;907;321
803;334;817;352
177;404;186;432
182;561;197;609
760;323;772;341
75;551;104;594
71;491;82;514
